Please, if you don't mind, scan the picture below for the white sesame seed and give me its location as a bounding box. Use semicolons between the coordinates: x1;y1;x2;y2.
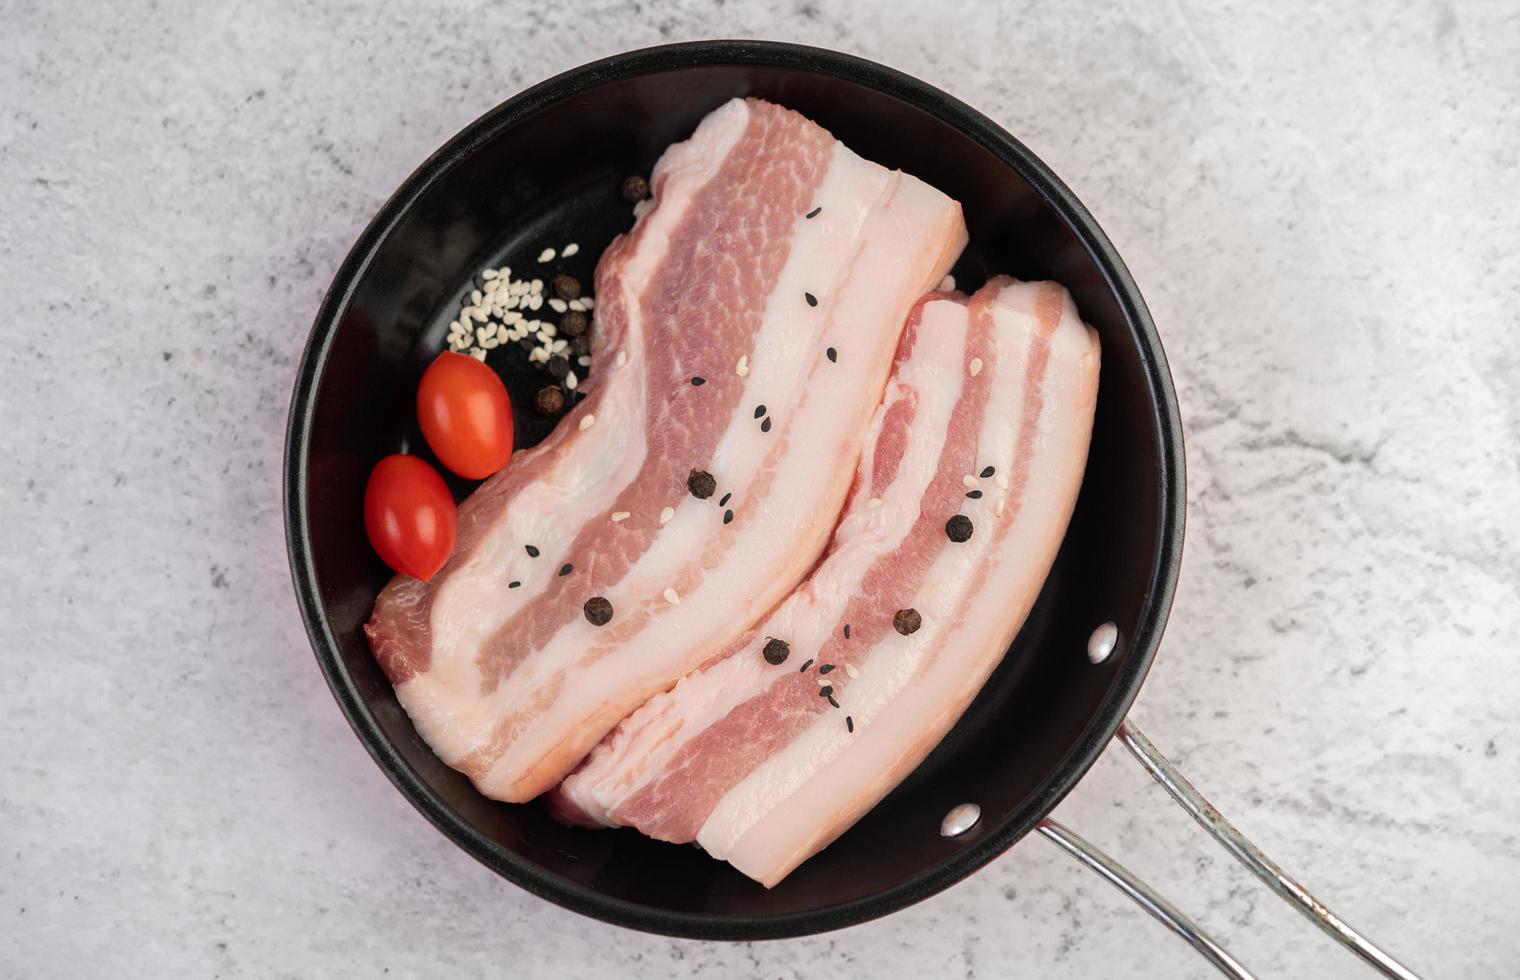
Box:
997;475;1010;490
568;298;587;312
565;371;578;390
963;474;980;488
542;323;558;338
844;663;859;679
537;247;556;263
582;297;594;309
616;350;627;367
996;497;1007;517
611;511;630;523
530;279;544;294
484;278;500;293
552;339;568;353
509;280;527;296
528;294;543;311
503;310;523;323
482;268;498;280
939;275;956;291
469;348;486;361
470;289;483;305
736;355;749;377
579;413;595;430
497;267;510;280
472;308;488;322
969;357;983;377
660;506;674;525
476;327;490;345
578;355;591;367
867;497;883;509
481;337;499;350
548;298;568;313
562;242;580;257
529;347;549;363
663;587;680;605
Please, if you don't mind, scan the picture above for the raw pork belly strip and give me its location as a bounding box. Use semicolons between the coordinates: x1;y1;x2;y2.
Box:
365;98;967;803
551;277;1099;886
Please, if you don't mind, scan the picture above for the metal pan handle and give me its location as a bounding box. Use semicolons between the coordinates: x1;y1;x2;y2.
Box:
1038;715;1424;979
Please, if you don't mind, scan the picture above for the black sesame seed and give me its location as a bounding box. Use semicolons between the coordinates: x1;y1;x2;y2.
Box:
719;492;732;507
804;292;818;307
826;347;837;363
760;416;772;433
559;563;573;576
547;355;570;380
846;715;854;733
687;469;717;500
799;658;814;673
723;509;734;524
690;376;706;387
805;206;821;219
583;596;613;626
754;404;766;419
965;489;983;499
843;624;851;639
762;637;790;665
508;580;521;589
818;685;834;698
828;695;840;708
819;664;834;675
518;336;537;352
981;466;996;478
893;608;922;635
946;514;974;543
525;545;540;558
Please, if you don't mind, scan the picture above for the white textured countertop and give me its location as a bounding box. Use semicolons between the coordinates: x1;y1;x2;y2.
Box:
4;2;1518;977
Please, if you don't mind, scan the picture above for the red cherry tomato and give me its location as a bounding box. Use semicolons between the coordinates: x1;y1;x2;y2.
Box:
417;352;515;479
364;455;457;580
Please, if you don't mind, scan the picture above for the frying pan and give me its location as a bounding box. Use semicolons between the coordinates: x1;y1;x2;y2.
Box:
282;40;1420;978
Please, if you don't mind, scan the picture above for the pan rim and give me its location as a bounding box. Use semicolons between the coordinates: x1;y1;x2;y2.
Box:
282;38;1186;941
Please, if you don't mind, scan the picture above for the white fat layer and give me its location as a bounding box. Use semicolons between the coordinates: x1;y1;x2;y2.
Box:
711;283;1100;886
560;297;971;822
396;100;753;763
480;141;965;796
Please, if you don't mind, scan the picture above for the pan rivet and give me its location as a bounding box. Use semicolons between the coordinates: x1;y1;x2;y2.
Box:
1087;622;1118;664
940;803;981;838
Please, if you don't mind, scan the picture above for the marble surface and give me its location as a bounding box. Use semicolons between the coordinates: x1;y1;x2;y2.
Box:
4;1;1518;976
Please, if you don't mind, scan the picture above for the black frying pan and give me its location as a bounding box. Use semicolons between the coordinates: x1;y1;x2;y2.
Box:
283;41;1418;978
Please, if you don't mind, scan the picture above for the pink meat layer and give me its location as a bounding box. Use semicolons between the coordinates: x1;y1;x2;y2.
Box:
364;97;967;803
551;277;1100;886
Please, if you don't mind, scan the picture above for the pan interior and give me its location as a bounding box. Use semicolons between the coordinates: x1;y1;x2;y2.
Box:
290;47;1178;936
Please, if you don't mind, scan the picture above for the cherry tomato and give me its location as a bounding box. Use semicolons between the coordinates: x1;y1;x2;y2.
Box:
364;454;457;580
417;352;515;479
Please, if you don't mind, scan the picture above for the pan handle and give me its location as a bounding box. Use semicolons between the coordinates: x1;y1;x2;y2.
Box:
1038;718;1423;979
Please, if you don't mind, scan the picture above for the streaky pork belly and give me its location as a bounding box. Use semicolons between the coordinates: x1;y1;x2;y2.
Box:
550;277;1100;886
365;97;967;803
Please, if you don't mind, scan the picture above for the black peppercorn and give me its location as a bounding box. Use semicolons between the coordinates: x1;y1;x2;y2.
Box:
762;637;790;665
945;515;974;543
622;175;650;202
583;596;614;626
535;385;565;413
551;274;581;301
560;310;589;338
687;469;717;500
893;608;922;636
